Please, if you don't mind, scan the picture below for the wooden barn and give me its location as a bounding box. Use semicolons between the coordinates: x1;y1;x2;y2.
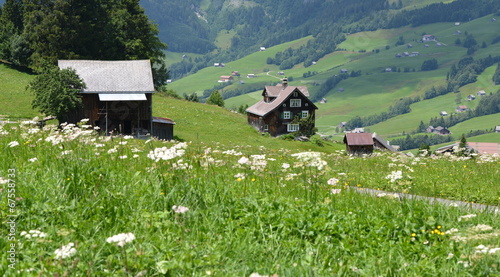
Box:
343;133;374;155
58;60;165;138
246;78;317;136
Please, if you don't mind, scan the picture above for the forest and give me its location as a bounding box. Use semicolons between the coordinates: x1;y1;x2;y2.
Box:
0;0;168;88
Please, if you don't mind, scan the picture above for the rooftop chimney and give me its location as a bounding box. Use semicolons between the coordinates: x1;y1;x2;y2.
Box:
282;77;288;88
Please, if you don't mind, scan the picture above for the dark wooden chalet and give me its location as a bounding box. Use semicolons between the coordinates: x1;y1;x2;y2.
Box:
58;60;173;138
246;78;317;136
343;133;374;155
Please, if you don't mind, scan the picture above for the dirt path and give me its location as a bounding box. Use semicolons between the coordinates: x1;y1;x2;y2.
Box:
351;187;499;215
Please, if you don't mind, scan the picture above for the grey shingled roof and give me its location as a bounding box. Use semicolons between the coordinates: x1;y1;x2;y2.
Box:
246;86;313;117
58;60;155;93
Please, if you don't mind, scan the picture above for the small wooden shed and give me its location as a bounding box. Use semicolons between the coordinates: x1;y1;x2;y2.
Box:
152;117;175;140
343;133;374;155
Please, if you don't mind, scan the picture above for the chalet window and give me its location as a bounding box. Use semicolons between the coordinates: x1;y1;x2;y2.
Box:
293;91;298;97
263;124;269;131
283;111;292;119
290;99;301;107
301;110;309;118
287;124;300;132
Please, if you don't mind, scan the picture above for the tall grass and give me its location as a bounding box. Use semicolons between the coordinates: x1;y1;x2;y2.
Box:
1;121;499;276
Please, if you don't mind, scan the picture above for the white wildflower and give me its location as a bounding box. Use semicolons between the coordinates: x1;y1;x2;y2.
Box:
445;228;459;235
8;141;19;147
282;163;290;169
385;170;403;182
327;178;339;185
123;135;134;139
238;156;250;165
222;149;243;155
28;157;38;162
234;173;246;180
147;143;187;161
21;230;47;239
118;155;127;159
172;205;189;214
471;224;493;232
458;214;476;221
106;232;136;247
54;242;77;259
107;148;118;154
330;189;342;195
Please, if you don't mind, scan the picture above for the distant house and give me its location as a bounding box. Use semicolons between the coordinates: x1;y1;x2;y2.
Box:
247;73;255;78
433;126;451;135
454;22;460;26
311;61;317;65
260;47;266;51
320;98;327;104
352;128;365;133
440;111;448;116
218;76;233;83
456;105;468;112
277;71;285;76
455;30;462;35
467;94;476;101
338;88;345;92
385;68;393;72
422;35;436;41
496;126;500;133
407;43;413;48
166;79;172;84
492;18;496;22
436;42;442;46
231;71;240;76
426;126;451;135
57;60;173;139
477;90;486;96
214;63;225;67
395;53;402;58
340;69;348;73
343;133;374;155
246;78;317;136
410;52;420;56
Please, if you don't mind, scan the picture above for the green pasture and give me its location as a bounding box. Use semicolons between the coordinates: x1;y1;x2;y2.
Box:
467;132;500;143
0;64;37;119
1;121;499;276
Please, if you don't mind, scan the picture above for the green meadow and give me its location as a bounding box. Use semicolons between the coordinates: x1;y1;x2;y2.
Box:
0;64;36;120
1;121;499;276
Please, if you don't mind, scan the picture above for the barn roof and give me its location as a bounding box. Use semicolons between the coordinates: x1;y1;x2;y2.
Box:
245;85;315;117
372;133;395;152
152;116;175;125
57;60;155;94
343;133;374;146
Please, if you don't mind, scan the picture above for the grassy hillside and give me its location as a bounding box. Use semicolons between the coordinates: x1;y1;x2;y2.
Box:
0;63;37;119
220;14;500;143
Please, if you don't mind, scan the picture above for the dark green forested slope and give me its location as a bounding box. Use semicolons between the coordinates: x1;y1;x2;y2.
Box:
0;0;167;87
